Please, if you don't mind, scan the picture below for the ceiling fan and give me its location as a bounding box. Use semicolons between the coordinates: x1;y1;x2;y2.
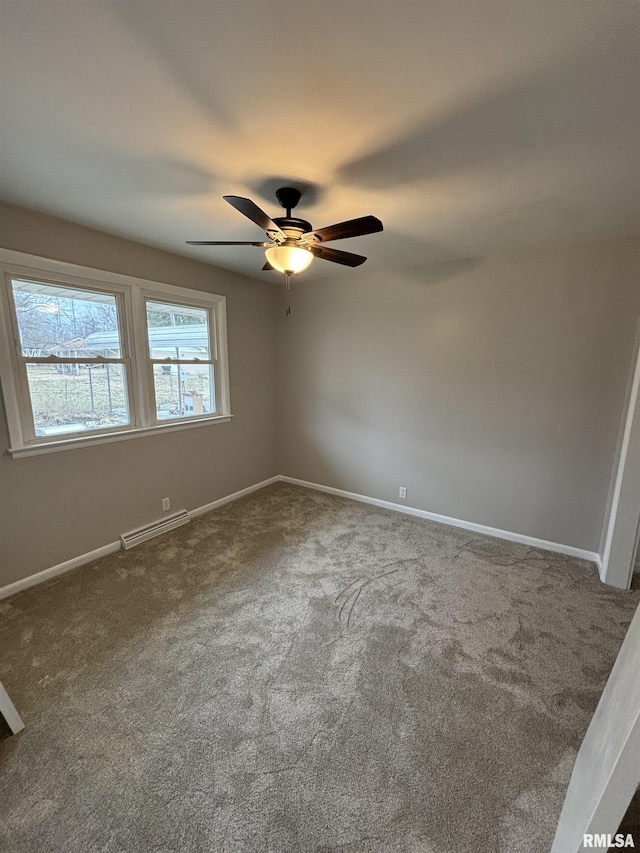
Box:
187;187;383;288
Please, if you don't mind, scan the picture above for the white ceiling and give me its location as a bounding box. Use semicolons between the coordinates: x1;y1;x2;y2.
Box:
1;1;639;280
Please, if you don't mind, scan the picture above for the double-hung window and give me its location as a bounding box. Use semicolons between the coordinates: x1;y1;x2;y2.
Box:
143;298;217;423
0;250;231;456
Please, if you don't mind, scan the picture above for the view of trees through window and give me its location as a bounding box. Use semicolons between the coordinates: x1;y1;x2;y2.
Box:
12;279;129;436
13;281;121;354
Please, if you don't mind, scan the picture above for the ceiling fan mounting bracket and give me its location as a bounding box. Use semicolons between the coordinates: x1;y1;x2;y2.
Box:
275;186;302;217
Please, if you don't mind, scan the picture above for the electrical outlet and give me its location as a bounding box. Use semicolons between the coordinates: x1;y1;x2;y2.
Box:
399;486;407;499
162;497;171;512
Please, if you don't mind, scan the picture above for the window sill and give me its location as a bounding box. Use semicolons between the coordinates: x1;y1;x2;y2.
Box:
7;414;234;458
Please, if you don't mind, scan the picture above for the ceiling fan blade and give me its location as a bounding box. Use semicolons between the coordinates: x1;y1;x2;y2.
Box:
262;261;275;271
309;245;367;267
303;215;383;243
223;195;286;238
186;240;271;246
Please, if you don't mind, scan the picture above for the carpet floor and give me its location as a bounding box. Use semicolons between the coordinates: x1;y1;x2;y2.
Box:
1;482;639;852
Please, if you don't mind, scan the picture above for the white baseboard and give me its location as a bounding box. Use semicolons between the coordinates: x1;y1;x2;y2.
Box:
280;476;600;564
0;475;280;602
0;473;600;602
0;541;121;602
189;476;280;518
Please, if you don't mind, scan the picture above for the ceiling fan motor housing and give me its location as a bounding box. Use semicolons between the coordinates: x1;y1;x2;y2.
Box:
273;217;313;240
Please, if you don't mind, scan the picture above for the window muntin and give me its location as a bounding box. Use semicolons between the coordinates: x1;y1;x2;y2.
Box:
0;252;230;454
10;278;132;438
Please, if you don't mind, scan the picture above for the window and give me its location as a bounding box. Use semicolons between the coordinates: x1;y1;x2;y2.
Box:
0;250;231;456
145;300;215;422
11;278;133;438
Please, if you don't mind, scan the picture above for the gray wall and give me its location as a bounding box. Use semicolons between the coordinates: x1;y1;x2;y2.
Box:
2;202;638;589
0;202;278;587
277;237;640;553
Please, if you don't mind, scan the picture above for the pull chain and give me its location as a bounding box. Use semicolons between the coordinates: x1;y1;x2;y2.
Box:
285;273;291;316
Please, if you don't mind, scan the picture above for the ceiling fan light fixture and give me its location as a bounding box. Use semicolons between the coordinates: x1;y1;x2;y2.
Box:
265;244;313;275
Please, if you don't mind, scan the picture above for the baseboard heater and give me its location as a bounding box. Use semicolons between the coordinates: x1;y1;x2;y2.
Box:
120;509;191;549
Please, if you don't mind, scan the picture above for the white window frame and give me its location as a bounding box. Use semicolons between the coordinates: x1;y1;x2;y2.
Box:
0;249;232;458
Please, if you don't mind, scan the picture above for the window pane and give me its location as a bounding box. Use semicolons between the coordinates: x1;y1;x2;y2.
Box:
146;300;211;360
152;363;214;420
12;279;122;357
26;363;130;436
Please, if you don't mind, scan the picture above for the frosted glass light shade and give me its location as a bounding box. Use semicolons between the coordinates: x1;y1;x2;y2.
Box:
265;245;313;274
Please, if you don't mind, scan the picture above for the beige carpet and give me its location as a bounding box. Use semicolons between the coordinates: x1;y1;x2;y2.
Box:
1;482;638;852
